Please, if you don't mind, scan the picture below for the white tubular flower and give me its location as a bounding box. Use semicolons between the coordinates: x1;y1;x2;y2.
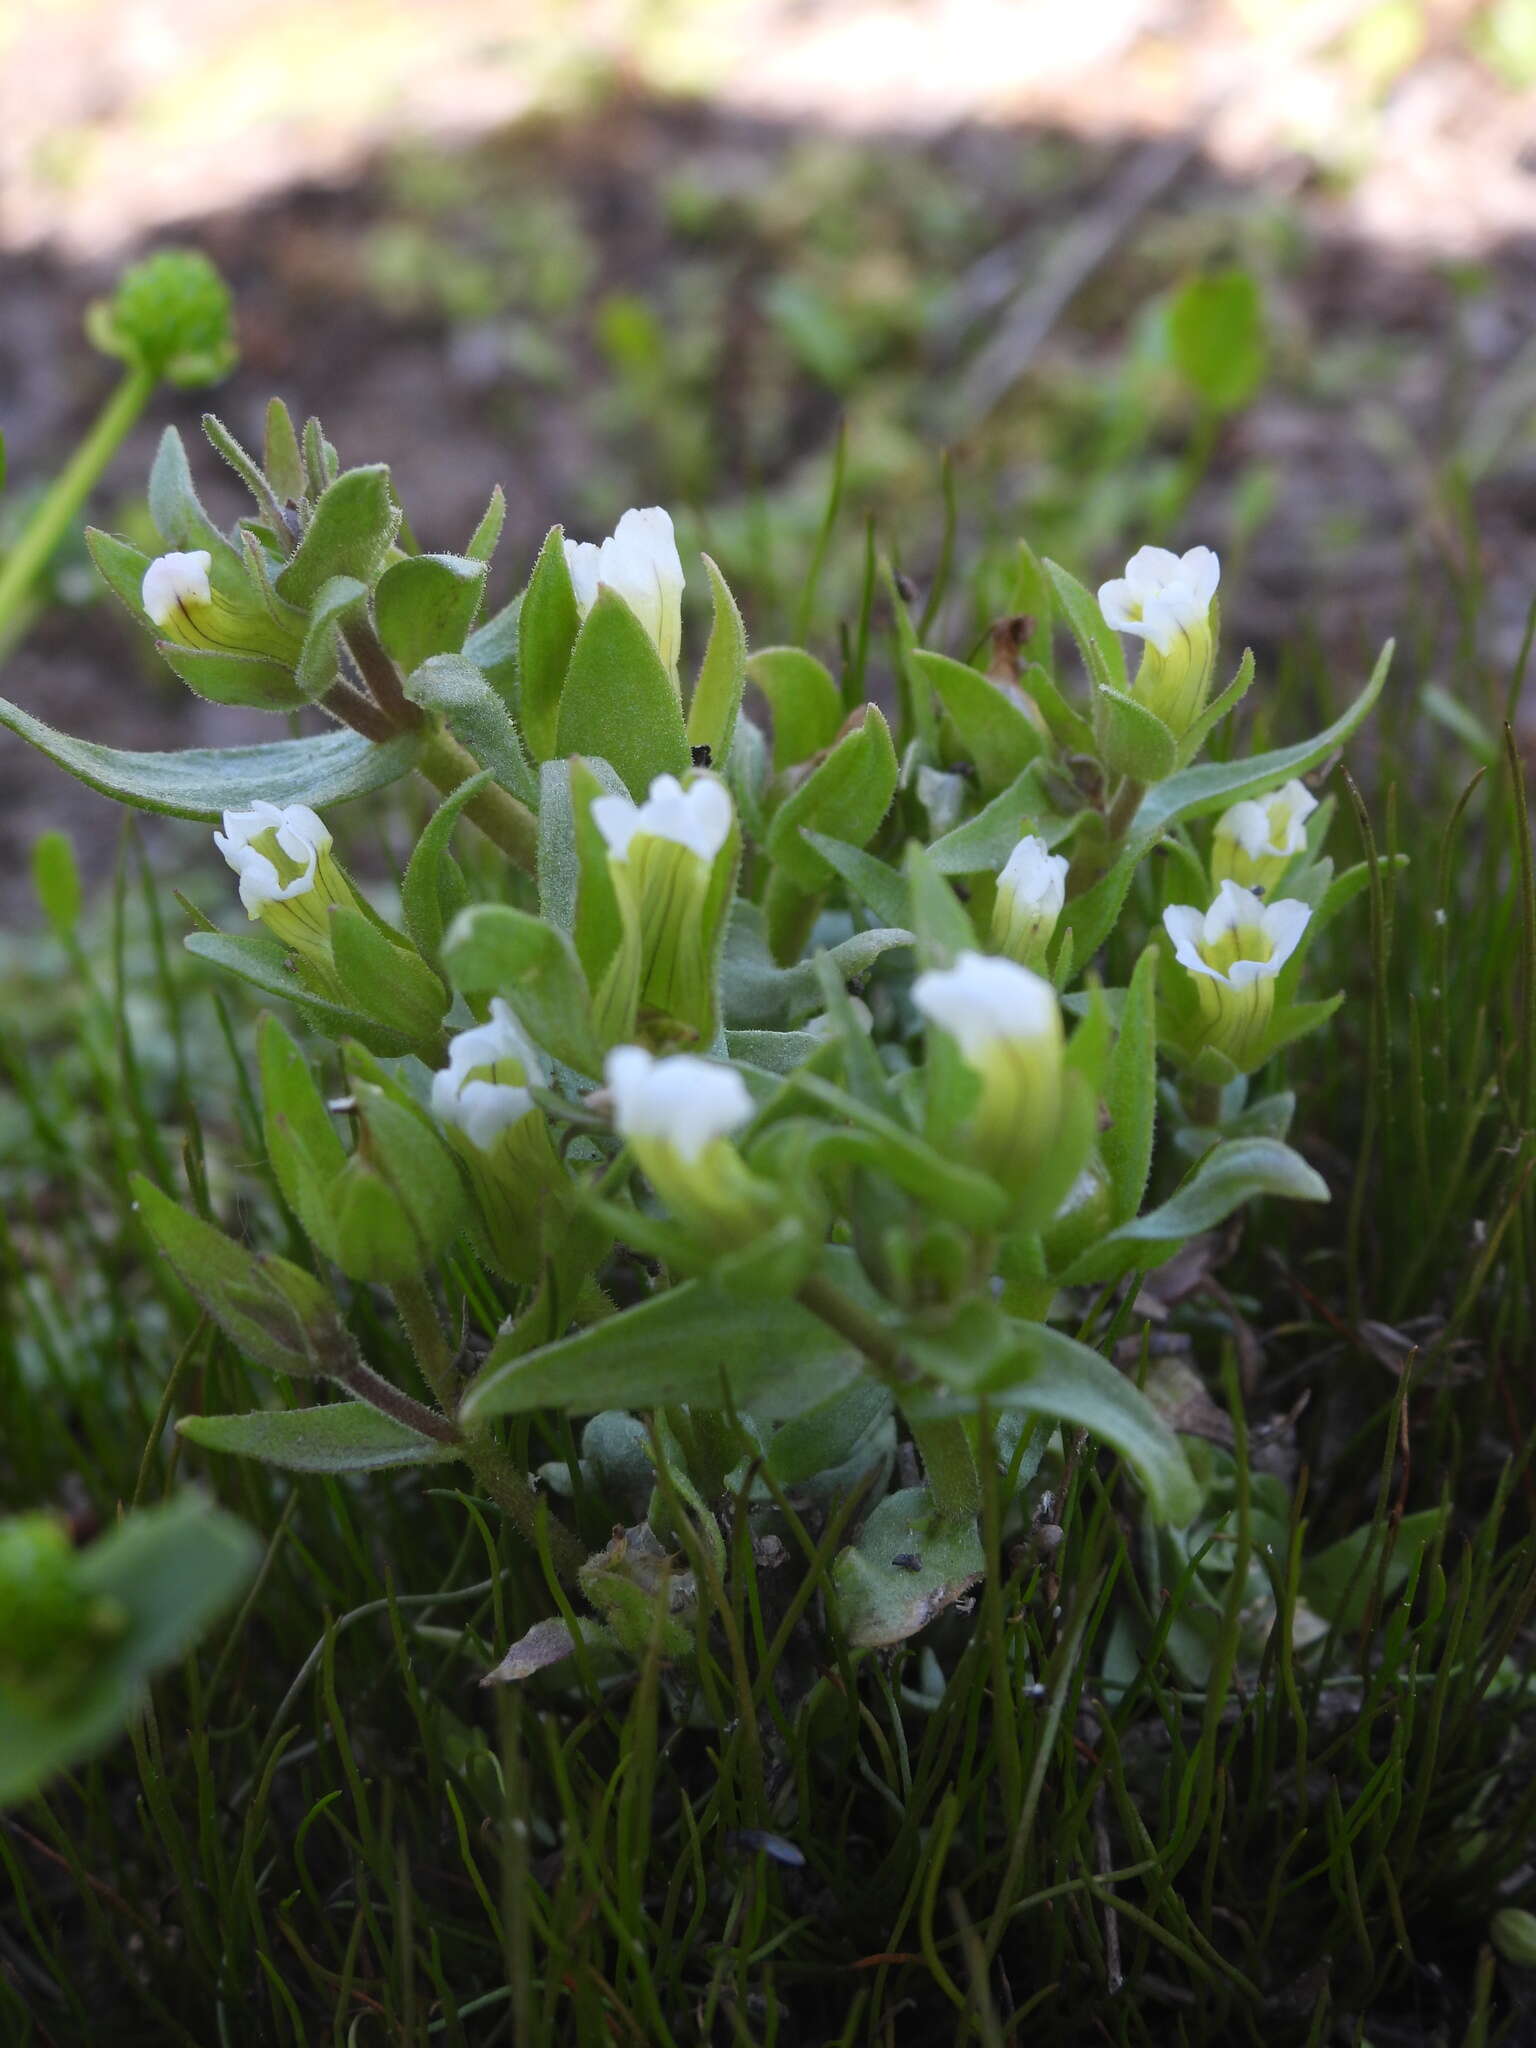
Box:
590;775;736;1045
564;506;686;676
912;950;1065;1192
214;801;351;983
432;1001;567;1281
605;1045;767;1247
431;1000;545;1152
1163;881;1311;1069
1097;544;1220;738
141;550;212;628
1211;779;1318;892
990;834;1069;969
591;774;733;866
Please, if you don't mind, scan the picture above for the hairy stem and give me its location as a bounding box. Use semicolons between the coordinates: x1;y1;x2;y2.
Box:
392;1276;585;1580
1105;775;1145;844
417;727;539;874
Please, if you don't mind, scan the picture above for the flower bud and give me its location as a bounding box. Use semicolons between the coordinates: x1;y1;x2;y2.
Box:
431;1001;573;1283
214;801;352;989
142;549;303;662
1211;778;1317;893
564;506;685;678
591;772;735;1045
912;950;1065;1195
1163;881;1311;1070
1098;544;1220;739
604;1045;771;1249
990;834;1068;969
0;1515;125;1711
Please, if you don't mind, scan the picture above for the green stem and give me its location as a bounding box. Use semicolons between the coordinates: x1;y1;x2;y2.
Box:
0;361;156;644
418;727;539;876
1181;1077;1224;1129
795;1271;980;1524
764;870;823;966
1105;775;1145;845
392;1276;585;1581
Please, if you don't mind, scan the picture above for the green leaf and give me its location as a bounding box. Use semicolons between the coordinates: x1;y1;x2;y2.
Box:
465;485;506;565
926;762;1074;876
1103;943;1160;1226
904;841;974;968
401;772;487;967
85;527;154;619
725;1029;828;1074
292;574;368;699
908;1320;1200;1523
1175;647;1256;767
178;1404;458;1473
830;1487;984;1648
276;466;399;608
263;398;305;503
720;903;912;1031
556;588;689;796
745;646;844;769
31;831;81;941
1059;1137;1329;1285
1300;1508;1447;1632
517;527;580;760
465;1273;862;1422
185;930;422;1055
801;831;908;928
767;1377;892;1487
328;907;446;1049
132;1175;349;1378
1169;268;1267;416
1133;644;1393;843
376;553;488;673
910;647;1042;796
765;706;898;893
403;653;537;806
157;642;309;713
441;903;604;1076
1097;686;1177;782
686;552;748;761
148;426;236;562
1044;558;1126;695
464;593;521;709
0;1495;259;1808
0;698;419;821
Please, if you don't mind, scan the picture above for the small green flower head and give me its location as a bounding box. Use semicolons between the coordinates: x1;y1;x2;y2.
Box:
0;1514;125;1711
912;950;1065;1195
141;549;304;663
1099;544;1220;739
1211;778;1318;893
86;248;238;387
1163;881;1311;1070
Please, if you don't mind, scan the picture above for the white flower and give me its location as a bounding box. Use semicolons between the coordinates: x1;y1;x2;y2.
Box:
991;834;1068;965
564;506;686;674
604;1045;753;1164
590;773;733;866
431;1000;545;1152
214;801;332;917
912;950;1060;1062
1097;545;1220;658
1163;881;1311;1069
1212;779;1318;890
141;550;213;628
1162;881;1309;990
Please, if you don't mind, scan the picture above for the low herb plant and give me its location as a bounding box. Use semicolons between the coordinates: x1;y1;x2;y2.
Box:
8;379;1534;2043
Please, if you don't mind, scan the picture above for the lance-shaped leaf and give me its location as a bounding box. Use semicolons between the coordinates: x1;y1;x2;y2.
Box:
926;761;1076;876
910;647;1043;796
376;552;488;674
1096;686;1177;782
291;574;369;700
1045;556;1127;696
442;902;605;1076
0;699;418;820
719;902;912;1030
556;588;689;796
518;527;581;760
906;1317;1201;1523
801;832;908;928
186;931;422;1057
1102;943;1160;1226
745;647;843;769
1058;1136;1329;1286
463;1273;862;1422
328;906;447;1051
686;553;748;762
148;426;240;565
178;1404;459;1473
132;1176;351;1378
766;705;898;893
403;653;537;805
157;642;309;714
401;772;487;967
276;466;400;607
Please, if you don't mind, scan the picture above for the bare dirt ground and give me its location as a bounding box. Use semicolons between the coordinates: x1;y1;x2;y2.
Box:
1;1;1533;918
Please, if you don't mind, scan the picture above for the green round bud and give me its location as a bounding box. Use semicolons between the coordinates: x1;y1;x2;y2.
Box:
86;249;238;388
